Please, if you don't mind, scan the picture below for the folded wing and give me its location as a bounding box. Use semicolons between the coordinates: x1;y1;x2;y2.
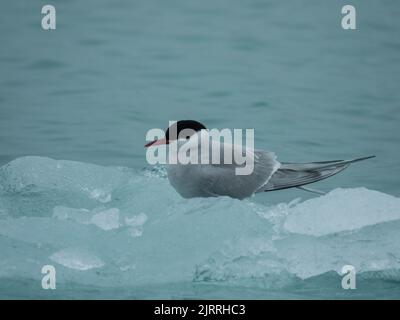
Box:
261;156;375;192
198;146;280;199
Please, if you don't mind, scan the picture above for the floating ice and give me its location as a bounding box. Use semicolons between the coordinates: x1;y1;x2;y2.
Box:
125;212;148;237
0;156;128;194
0;156;129;217
88;189;112;203
49;247;105;271
125;212;148;227
0;156;399;296
90;208;120;230
53;206;120;231
283;188;400;236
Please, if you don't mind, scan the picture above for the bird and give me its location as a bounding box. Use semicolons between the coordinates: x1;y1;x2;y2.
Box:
145;120;375;199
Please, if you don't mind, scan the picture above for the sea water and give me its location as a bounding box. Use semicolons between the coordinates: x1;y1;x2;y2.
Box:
0;0;399;299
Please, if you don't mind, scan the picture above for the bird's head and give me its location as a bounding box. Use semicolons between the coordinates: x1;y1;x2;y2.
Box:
145;120;206;147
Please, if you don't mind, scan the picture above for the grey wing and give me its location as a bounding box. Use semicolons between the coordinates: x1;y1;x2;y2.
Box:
198;149;280;199
261;156;375;192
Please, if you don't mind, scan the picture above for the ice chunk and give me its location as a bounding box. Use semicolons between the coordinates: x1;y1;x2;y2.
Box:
0;156;127;196
125;212;148;237
2;156;400;296
90;208;120;230
49;247;105;271
88;189;112;203
125;212;148;227
283;188;400;236
53;206;120;231
275;219;400;279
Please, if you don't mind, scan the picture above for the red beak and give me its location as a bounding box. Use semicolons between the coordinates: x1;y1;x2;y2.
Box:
144;137;169;148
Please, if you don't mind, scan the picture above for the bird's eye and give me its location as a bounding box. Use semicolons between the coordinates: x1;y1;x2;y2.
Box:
186;136;190;139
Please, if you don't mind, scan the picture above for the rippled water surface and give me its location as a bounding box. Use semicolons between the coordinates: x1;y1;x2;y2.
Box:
0;0;399;299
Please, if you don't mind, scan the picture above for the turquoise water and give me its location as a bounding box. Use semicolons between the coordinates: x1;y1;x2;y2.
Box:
0;1;399;299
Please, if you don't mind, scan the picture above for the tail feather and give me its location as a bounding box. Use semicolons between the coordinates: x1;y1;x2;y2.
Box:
261;156;375;192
